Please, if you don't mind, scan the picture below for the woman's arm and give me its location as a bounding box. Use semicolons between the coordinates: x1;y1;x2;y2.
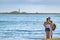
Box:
43;22;46;27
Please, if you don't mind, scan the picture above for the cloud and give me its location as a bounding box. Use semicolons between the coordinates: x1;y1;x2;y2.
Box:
0;0;60;5
25;0;44;2
0;0;60;13
0;0;60;3
47;0;60;2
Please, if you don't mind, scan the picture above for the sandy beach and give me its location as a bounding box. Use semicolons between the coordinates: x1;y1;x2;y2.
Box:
51;38;60;40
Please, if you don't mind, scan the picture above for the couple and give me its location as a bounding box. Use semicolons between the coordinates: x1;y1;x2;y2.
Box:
44;17;56;40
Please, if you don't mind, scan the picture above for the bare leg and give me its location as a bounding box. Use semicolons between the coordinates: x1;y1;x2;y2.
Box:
51;34;52;39
51;31;52;39
46;31;50;39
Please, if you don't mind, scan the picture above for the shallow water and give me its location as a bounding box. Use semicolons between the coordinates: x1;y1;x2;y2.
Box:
0;14;60;40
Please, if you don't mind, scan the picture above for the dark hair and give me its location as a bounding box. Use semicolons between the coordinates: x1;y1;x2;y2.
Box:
47;17;50;19
50;21;52;23
46;18;49;21
46;17;51;21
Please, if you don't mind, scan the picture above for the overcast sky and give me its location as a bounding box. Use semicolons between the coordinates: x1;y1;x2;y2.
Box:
0;0;60;13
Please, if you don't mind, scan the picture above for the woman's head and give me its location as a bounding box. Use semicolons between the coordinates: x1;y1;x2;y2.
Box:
46;17;51;22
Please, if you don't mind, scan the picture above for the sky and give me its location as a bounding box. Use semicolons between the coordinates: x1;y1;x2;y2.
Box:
0;0;60;13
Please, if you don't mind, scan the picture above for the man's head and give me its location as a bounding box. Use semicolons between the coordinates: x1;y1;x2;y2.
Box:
47;17;50;19
50;21;52;23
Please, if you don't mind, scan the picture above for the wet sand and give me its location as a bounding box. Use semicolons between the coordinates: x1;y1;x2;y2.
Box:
42;38;60;40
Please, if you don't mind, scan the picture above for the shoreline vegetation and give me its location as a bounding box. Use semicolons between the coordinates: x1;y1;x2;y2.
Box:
0;11;60;14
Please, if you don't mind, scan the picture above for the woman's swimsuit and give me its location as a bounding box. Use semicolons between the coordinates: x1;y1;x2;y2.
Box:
45;24;52;38
45;24;51;31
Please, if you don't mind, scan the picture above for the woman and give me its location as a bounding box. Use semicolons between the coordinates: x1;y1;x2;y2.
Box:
44;17;52;39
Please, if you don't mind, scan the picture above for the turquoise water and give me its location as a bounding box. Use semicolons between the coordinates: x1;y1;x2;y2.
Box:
0;14;60;40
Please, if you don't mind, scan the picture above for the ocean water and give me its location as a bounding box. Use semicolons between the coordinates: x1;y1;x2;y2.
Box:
0;14;60;40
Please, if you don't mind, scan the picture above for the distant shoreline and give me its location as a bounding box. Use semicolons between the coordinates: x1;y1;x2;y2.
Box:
0;11;60;14
0;13;60;15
